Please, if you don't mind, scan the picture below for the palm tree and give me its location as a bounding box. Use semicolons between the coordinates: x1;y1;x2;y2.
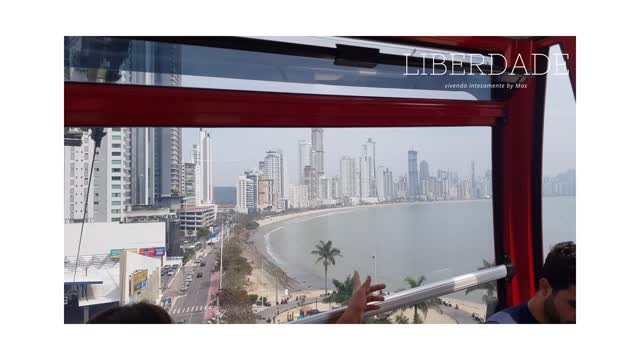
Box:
404;275;443;323
464;259;497;304
310;240;342;295
465;259;498;316
394;313;409;324
324;273;354;306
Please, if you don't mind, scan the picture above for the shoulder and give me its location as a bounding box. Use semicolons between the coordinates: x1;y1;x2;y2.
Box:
485;303;529;324
485;309;518;324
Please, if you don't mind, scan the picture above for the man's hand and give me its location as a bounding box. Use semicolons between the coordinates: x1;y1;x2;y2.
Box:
336;271;385;324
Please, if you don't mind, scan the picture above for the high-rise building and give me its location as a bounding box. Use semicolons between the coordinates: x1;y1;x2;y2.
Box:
288;185;309;209
383;168;393;201
471;161;477;199
354;160;361;198
181;162;196;209
363;138;377;197
154;128;182;200
199;129;214;204
359;156;370;199
397;175;408;199
182;162;196;196
339;156;356;198
311;128;324;175
191;129;214;205
257;175;273;209
484;169;492;198
408;150;418;198
93;128;131;222
298;140;312;185
331;176;341;199
130;128;155;206
304;166;318;203
244;170;259;212
419;160;430;181
265;150;287;209
278;149;288;208
376;166;385;201
319;176;332;200
64;130;95;223
192;144;202;204
236;175;254;214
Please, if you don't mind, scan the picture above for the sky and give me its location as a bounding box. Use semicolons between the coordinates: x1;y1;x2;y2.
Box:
180;44;575;187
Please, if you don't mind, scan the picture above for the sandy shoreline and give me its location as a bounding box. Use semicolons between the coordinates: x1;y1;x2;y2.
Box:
256;199;490;228
245;199;490;323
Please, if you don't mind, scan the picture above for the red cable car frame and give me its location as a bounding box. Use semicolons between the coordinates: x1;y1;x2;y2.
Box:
64;36;576;310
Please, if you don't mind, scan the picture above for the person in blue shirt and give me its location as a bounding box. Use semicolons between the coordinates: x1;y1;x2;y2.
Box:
486;241;576;324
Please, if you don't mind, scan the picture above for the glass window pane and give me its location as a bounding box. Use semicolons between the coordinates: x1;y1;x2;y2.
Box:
542;45;576;256
64;125;497;324
64;36;506;101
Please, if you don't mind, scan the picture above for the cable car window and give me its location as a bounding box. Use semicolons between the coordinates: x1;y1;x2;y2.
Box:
64;126;496;324
542;45;576;256
64;36;500;101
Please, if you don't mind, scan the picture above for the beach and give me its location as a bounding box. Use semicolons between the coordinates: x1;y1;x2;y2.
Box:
245;200;492;323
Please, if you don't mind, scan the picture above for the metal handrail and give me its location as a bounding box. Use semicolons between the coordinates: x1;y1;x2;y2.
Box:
291;264;511;324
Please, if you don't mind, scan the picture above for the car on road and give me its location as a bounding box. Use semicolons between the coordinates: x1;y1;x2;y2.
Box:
196;272;203;278
172;264;179;269
200;262;206;267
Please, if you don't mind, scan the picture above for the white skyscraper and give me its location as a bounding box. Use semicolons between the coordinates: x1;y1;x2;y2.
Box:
311;128;324;176
339;156;356;197
383;168;393;200
354;159;361;198
363;138;376;197
359;156;370;199
298;140;312;185
192;144;203;204
279;149;288;207
93;128;131;222
376;166;385;201
265;150;287;209
236;175;251;214
199;129;214;204
64;130;95;223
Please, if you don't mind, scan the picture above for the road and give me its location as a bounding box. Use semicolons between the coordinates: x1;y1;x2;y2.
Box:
162;243;220;324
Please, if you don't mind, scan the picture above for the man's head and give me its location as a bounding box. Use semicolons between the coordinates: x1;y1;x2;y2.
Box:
537;241;576;324
87;302;173;324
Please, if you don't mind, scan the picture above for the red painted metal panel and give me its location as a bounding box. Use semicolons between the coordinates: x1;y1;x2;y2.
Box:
495;77;540;305
64;83;504;128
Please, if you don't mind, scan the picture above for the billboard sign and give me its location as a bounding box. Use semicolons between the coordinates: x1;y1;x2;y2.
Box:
130;270;148;295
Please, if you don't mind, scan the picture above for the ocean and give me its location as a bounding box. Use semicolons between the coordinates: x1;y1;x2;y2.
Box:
256;196;576;304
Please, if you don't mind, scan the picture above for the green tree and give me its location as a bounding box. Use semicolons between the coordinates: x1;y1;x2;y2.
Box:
246;221;259;230
464;259;497;304
310;240;342;295
197;227;209;240
324;273;354;306
404;275;443;323
394;313;410;324
465;259;498;316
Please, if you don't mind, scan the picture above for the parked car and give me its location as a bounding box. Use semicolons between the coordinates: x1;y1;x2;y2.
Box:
200;262;206;267
167;271;174;277
196;272;203;278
